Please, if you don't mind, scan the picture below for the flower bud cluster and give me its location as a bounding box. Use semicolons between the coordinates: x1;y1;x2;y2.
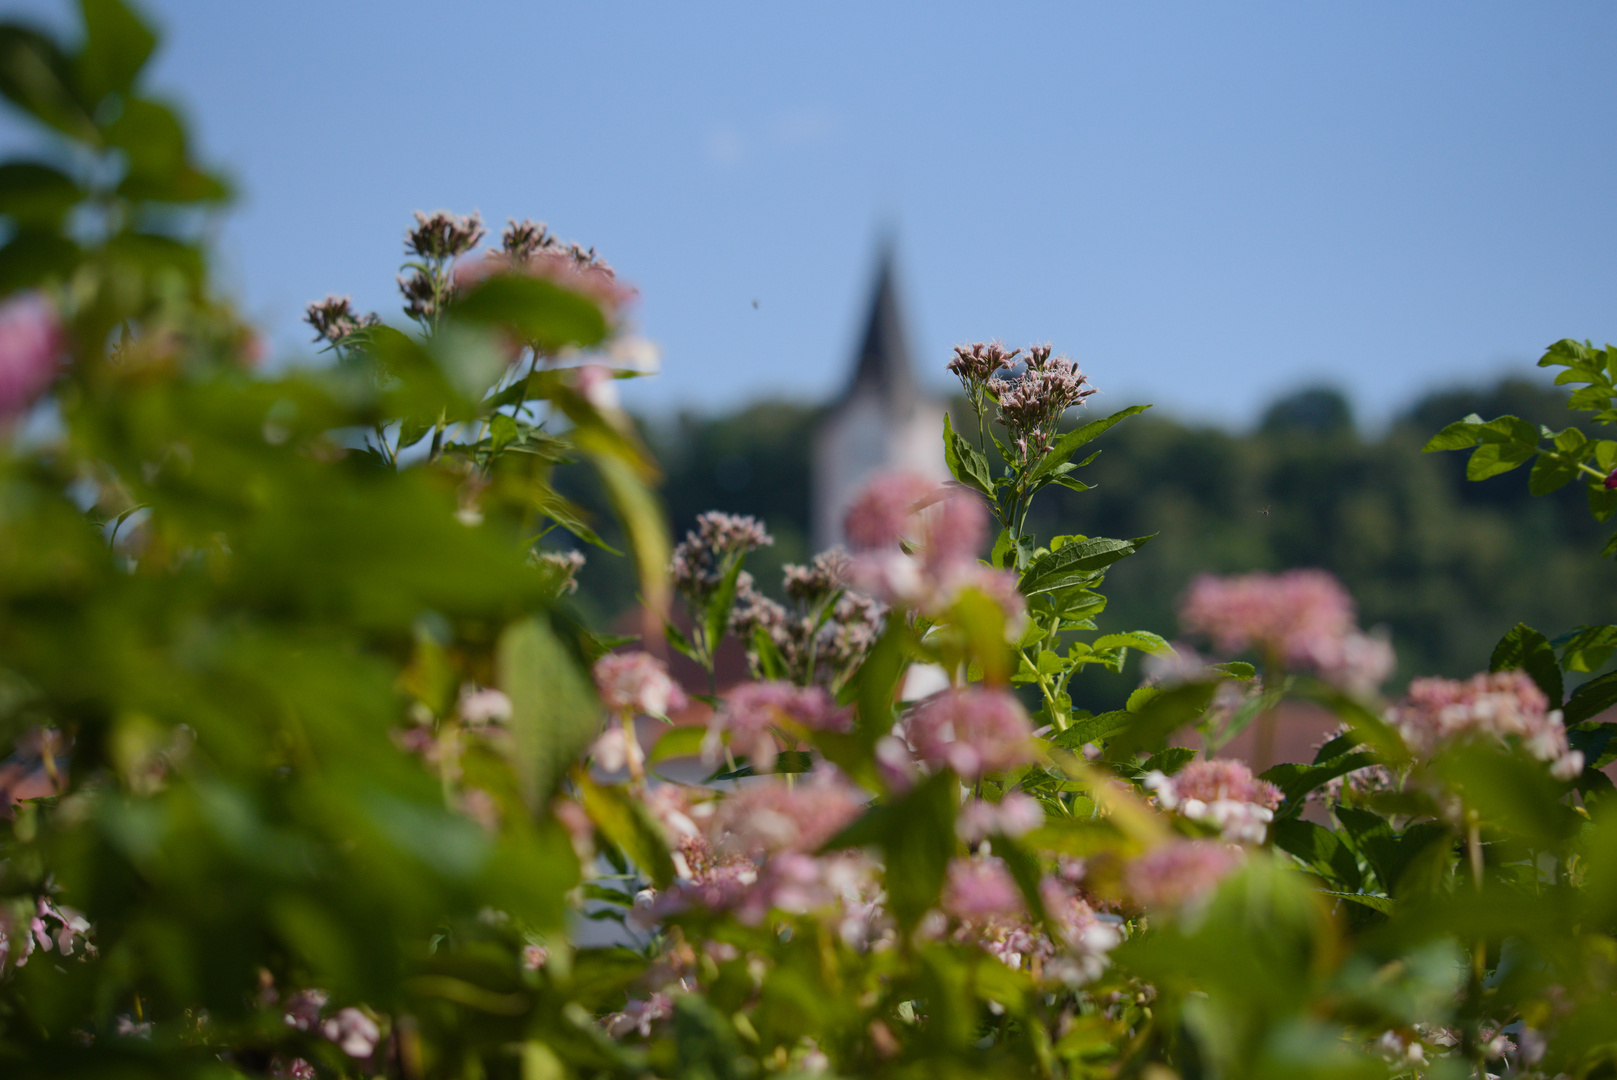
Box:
303;295;379;347
729;562;887;687
669;512;774;606
593;651;687;718
1391;669;1583;780
990;344;1097;464
406;210;486;261
947;340;1020;392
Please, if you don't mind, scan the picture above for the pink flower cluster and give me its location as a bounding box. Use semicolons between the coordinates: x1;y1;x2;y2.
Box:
1142;759;1281;844
669;512;774;605
1123;840;1242;911
1391;669;1584;780
0;895;93;971
593;651;687;718
956;791;1046;845
1179;569;1394;692
706;681;850;772
0;292;65;421
904;687;1037;780
843;472;1024;630
280;988;381;1060
937;856;1120;981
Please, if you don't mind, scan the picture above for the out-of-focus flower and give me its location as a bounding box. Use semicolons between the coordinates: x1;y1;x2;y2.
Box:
603;993;675;1038
1179;569;1393;692
575;364;619;411
709;771;864;858
457;685;512;726
1143;760;1281;844
1123;840;1242;911
844;476;1023;631
534;549;585;594
0;292;66;420
905;687;1036;780
1606;467;1617;491
843;471;934;550
593;651;686;718
957;792;1045;844
590;720;644;777
707;681;849;771
783;548;851;602
322;1007;380;1059
942;856;1024;919
522;943;548;970
1391;668;1583;779
282;988;328;1032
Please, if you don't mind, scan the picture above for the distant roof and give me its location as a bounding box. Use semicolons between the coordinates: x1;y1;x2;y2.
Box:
834;248;922;407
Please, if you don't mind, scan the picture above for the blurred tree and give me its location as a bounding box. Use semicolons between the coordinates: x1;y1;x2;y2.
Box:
623;376;1615;709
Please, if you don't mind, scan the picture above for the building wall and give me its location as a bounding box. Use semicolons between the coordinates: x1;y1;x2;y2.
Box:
810;391;948;551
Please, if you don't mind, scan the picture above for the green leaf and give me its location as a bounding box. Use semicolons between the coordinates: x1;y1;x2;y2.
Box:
448;273;609;352
1553;624;1617;674
1104;681;1220;762
1026;404;1150;483
578;775;675;889
703;554;746;661
1422;418;1484;453
0;25;95;139
0;161;81;226
1260;753;1377;818
1565;670;1617;725
1466;440;1538;480
75;0;156;104
499;616;600;809
1019;534;1155;596
648;725;707;765
942;411;994;497
1272;819;1362;891
488;412;520;454
1489;622;1563;707
854;615;908;747
1091;630;1177;658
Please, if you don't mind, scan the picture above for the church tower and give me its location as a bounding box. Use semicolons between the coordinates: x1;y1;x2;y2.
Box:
811;250;948;550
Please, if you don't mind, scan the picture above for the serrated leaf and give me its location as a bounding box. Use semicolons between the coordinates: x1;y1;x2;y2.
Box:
1490;622;1563;707
1026;404;1150;483
1019;534;1155;596
942;412;994;497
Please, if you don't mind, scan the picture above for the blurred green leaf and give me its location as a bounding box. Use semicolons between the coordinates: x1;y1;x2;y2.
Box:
1490;621;1563;706
75;0;156;105
449;273;609;352
500;615;600;809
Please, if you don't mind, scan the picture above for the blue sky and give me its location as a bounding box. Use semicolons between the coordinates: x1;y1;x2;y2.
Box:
7;1;1617;427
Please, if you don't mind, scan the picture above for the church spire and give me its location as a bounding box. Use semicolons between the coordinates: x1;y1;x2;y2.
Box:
840;247;918;405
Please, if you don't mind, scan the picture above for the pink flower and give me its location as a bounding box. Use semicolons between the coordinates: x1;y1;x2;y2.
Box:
1143;760;1281;844
593;651;687;717
0;293;66;420
1123;841;1242;910
1605;467;1617;491
709;771;864;857
922;491;990;572
708;681;849;771
905;687;1036;780
322;1007;380;1059
957;792;1045;844
1179;569;1392;691
1392;669;1583;779
942;856;1024;919
843;471;934;550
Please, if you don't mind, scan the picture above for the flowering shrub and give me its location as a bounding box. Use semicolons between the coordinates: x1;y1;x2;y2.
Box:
3;5;1617;1080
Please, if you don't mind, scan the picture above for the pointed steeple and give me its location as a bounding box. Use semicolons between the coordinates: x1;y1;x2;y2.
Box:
838;247;918;406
